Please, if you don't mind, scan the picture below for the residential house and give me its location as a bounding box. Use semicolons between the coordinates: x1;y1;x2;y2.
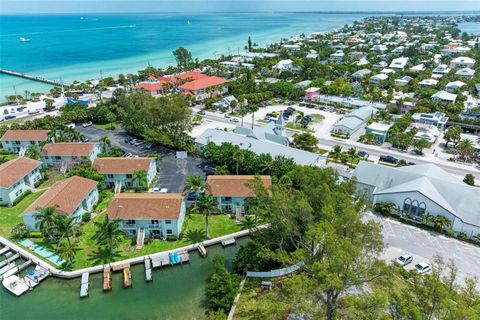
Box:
369;73;389;85
22;176;99;230
353;161;480;239
0;157;43;206
273;59;294;72
178;76;228;101
330;50;345;64
213;95;238;111
419;79;439;87
332;106;378;137
445;81;466;93
431;90;457;104
450;56;475;68
456;67;475;79
389;57;409;70
410;64;426;72
351;69;372;82
432;64;451;77
365;122;393;144
93;157;157;190
41;143;101;167
372;61;388;69
305;87;320;101
395;76;413;86
412;111;449;130
1;130;49;154
407;123;440;143
206;175;272;214
305;53;318;60
136;76;164;96
106;193;186;237
348;51;367;60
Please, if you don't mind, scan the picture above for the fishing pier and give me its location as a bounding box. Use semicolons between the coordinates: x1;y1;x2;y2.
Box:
0;69;70;87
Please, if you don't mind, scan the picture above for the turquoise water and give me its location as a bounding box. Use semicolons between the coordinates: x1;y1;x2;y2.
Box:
458;21;480;34
0;238;249;320
18;239;65;265
0;13;369;99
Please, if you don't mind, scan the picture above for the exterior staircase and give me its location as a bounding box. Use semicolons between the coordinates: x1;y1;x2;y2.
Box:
114;181;122;194
136;228;146;250
18;146;27;157
60;161;68;174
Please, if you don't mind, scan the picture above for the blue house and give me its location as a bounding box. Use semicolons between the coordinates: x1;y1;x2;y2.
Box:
0;130;49;154
22;176;99;231
41;142;100;167
106;193;186;237
206;175;272;215
0;157;43;206
93;157;157;190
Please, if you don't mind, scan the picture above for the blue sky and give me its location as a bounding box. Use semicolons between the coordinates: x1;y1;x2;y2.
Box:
1;0;479;13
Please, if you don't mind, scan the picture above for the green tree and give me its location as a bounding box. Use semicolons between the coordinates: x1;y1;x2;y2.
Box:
133;169;148;191
183;175;206;198
34;207;57;239
205;255;240;312
100;136;111;153
248;104;259;130
172;47;193;68
53;215;81;245
444;125;462;148
25;145;41;160
192;194;220;239
57;239;79;269
239;215;257;230
91;215;125;256
457;139;475;160
247;36;252;52
463;173;475;186
184;228;206;243
412;138;431;155
292;132;318;152
330;145;342;160
238;106;248;128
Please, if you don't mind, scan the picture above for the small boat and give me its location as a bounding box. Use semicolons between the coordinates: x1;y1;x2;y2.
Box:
2;275;29;296
19;37;31;43
187;20;191;25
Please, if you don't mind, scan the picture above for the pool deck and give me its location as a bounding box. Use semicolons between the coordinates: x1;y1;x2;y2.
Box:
0;226;264;280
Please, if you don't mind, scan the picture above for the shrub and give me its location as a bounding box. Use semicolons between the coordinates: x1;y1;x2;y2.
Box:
12;190;32;206
446;229;454;237
457;232;468;241
374;202;396;216
166;235;178;241
399;266;412;279
81;212;91;222
29;232;43;238
11;223;30;240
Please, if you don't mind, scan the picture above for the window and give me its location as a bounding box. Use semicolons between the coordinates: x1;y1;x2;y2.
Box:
417;202;427;216
411;200;419;216
151;220;159;224
222;196;232;202
55;156;61;160
107;174;113;179
126;174;132;179
402;198;412;213
165;220;171;224
166;229;173;235
224;205;232;212
30;141;35;144
152;230;161;236
127;220;135;225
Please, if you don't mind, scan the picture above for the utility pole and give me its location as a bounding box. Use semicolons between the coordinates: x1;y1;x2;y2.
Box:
13;85;19;105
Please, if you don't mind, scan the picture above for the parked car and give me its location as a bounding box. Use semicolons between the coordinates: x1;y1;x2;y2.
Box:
82;121;93;128
4;115;16;120
414;262;432;274
123;152;133;158
124;137;133;144
224;113;231;118
230;118;239;123
203;165;216;176
379;155;399;165
197;110;206;115
358;151;369;159
28;109;40;115
396;254;413;267
407;162;416;166
133;140;144;146
148;187;161;193
145;142;155;150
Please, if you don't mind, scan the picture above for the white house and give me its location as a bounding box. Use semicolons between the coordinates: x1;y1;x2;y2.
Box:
332;106;378;137
353;161;480;239
369;73;389;85
445;81;466;93
213;95;238;111
41;142;101;167
432;64;451;77
410;64;426;72
106;193;186;237
407;123;441;143
455;67;475;79
450;56;475;68
22;176;99;231
412;111;449;130
93;157;157;190
1;130;49;154
431;90;457;104
389;57;409;69
273;59;294;72
419;79;439;87
395;76;413;86
330;50;345;64
0;157;43;206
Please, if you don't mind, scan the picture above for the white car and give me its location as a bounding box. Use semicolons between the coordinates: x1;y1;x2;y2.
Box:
414;262;432;274
82;121;93;127
148;187;161;193
230;118;239;123
396;254;413;266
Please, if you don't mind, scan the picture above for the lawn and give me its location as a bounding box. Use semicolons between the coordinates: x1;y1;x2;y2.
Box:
0;149;18;162
97;122;120;130
36;169;64;188
0;190;45;238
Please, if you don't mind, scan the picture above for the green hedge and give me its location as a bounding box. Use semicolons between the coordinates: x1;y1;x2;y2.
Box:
12;190;32;206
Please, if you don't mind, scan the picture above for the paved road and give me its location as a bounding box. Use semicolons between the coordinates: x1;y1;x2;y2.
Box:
364;212;480;287
78;126;205;193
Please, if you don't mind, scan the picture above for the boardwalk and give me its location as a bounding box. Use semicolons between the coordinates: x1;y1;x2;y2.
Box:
144;257;152;281
103;265;112;291
80;272;89;298
0;69;70;87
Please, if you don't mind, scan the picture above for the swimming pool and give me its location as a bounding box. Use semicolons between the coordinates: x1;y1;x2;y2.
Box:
18;239;65;265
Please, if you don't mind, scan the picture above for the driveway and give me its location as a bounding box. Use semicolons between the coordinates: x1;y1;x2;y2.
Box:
78;126;206;193
364;212;480;288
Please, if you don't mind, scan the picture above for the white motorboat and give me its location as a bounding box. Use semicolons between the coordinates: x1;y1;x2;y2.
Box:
2;275;29;296
19;37;31;43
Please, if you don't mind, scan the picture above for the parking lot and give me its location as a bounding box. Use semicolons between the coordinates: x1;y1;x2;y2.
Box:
78;125;206;193
364;212;480;287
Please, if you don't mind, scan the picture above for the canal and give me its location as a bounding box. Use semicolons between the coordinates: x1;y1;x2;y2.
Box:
0;238;249;320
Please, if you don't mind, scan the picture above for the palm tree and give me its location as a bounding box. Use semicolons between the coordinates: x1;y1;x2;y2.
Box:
296;110;305;132
233;150;245;175
432;215;451;233
192;194;220;239
330;145;342;160
25;145;41;160
133;170;148;191
57;239;79;269
249;104;259;130
100;136;111;153
183;175;206;199
53;215;80;245
238;106;248;128
457;139;474;161
260;157;273;175
240;215;257;230
34;207;57;239
91;215;125;256
184;228;206;243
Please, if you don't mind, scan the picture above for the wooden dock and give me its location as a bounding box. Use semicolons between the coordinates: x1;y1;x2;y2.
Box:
221;238;236;247
80;272;89;298
0;246;10;255
123;264;132;288
151;254;170;269
0;253;20;269
151;250;190;269
0;69;70;87
197;245;207;257
144;257;152;282
103;265;112;291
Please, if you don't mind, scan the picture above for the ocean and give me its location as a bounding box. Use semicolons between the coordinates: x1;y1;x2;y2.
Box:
0;13;368;100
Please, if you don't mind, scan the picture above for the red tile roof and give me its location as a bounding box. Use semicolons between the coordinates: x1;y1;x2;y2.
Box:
136;82;163;91
93;157;154;174
41;143;97;157
0;130;49;141
106;193;184;220
0;157;42;188
179;76;227;91
176;71;209;81
23;176;98;216
206;175;271;197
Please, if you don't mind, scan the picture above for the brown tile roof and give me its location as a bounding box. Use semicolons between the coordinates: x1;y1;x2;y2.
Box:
23;176;98;216
93;157;154;174
41;143;97;157
0;130;49;141
0;157;42;188
206;175;272;197
106;193;184;220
